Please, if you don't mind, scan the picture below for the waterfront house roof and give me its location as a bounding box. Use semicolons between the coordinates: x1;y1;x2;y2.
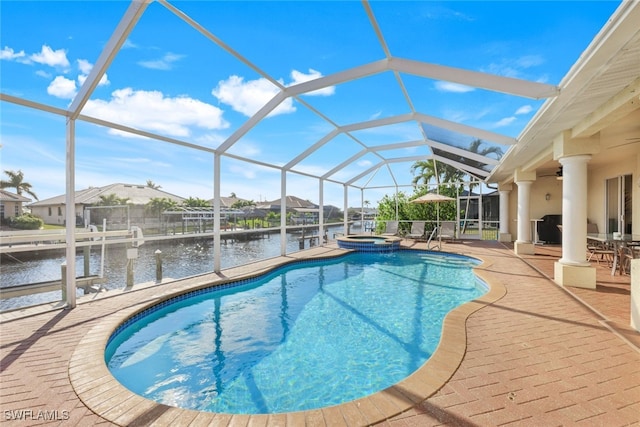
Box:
0;190;31;203
210;196;251;208
256;195;318;210
28;183;185;207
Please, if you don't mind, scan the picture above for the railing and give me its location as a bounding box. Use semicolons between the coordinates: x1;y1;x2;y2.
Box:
0;229;133;254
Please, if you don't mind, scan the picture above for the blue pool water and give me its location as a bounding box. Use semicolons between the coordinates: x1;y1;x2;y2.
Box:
105;250;485;414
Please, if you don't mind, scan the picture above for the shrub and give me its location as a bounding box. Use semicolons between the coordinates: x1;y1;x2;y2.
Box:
10;213;44;230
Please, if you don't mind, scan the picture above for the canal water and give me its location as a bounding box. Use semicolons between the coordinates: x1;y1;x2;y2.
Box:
0;226;350;311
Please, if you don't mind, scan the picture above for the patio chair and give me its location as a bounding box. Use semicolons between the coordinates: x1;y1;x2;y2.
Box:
585;223;614;265
380;220;399;236
426;221;456;250
438;221;456;241
405;221;426;241
620;245;638;275
587;241;614;266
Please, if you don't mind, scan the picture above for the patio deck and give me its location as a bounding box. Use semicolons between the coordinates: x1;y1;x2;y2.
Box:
1;241;638;426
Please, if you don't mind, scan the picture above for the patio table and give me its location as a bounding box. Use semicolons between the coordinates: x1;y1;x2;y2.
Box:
587;233;640;275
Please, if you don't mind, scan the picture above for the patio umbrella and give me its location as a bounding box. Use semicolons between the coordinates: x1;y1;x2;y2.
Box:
410;193;455;248
410;193;456;203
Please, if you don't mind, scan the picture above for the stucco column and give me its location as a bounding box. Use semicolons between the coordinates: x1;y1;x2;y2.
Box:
558;155;591;265
498;183;512;242
554;154;596;288
514;169;535;255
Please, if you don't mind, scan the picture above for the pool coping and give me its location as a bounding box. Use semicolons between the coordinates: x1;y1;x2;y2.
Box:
69;248;506;426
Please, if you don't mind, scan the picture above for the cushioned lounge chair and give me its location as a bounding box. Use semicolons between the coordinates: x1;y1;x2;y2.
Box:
405;221;426;241
380;220;399;236
438;221;456;241
426;221;456;250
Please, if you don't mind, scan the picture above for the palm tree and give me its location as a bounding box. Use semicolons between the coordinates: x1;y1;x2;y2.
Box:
459;139;504;234
146;179;161;189
410;160;439;187
467;139;503;162
146;197;177;215
410;159;463;188
410;140;504;234
182;197;211;208
146;197;178;232
96;194;129;206
0;170;38;200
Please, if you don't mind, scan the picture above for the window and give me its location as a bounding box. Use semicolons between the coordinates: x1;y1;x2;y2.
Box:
58;206;62;216
48;207;52;216
15;205;19;217
0;203;4;220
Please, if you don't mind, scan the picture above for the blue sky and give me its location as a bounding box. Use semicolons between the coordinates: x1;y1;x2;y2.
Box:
0;1;620;208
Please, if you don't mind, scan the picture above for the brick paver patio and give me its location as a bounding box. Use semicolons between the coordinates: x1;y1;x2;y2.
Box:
1;241;638;426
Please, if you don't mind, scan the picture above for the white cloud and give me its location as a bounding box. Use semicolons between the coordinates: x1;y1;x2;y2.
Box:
213;75;295;117
290;69;335;96
516;55;545;68
138;52;185;70
35;70;51;79
77;59;109;87
82;88;229;138
77;59;92;75
434;81;475;93
122;39;138;49
47;76;77;99
30;45;70;69
494;116;516;127
212;68;336;118
0;46;26;61
483;55;546;80
515;105;532;115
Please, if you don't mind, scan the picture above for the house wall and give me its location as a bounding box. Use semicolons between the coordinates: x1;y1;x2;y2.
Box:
505;175;563;241
505;150;639;241
31;204;84;226
0;201;22;220
531;176;563;220
587;153;639;235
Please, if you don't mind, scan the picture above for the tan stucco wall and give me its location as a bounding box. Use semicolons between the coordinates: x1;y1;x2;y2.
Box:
30;204;85;226
504;152;639;240
530;176;563;220
1;201;22;219
506;175;563;240
587;154;638;235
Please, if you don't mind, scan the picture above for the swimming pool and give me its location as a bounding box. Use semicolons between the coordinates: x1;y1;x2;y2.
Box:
105;250;485;414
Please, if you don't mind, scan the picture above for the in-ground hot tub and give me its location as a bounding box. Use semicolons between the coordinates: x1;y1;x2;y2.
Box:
336;234;402;252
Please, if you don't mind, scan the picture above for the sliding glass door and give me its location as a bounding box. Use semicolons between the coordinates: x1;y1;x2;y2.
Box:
605;174;632;234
